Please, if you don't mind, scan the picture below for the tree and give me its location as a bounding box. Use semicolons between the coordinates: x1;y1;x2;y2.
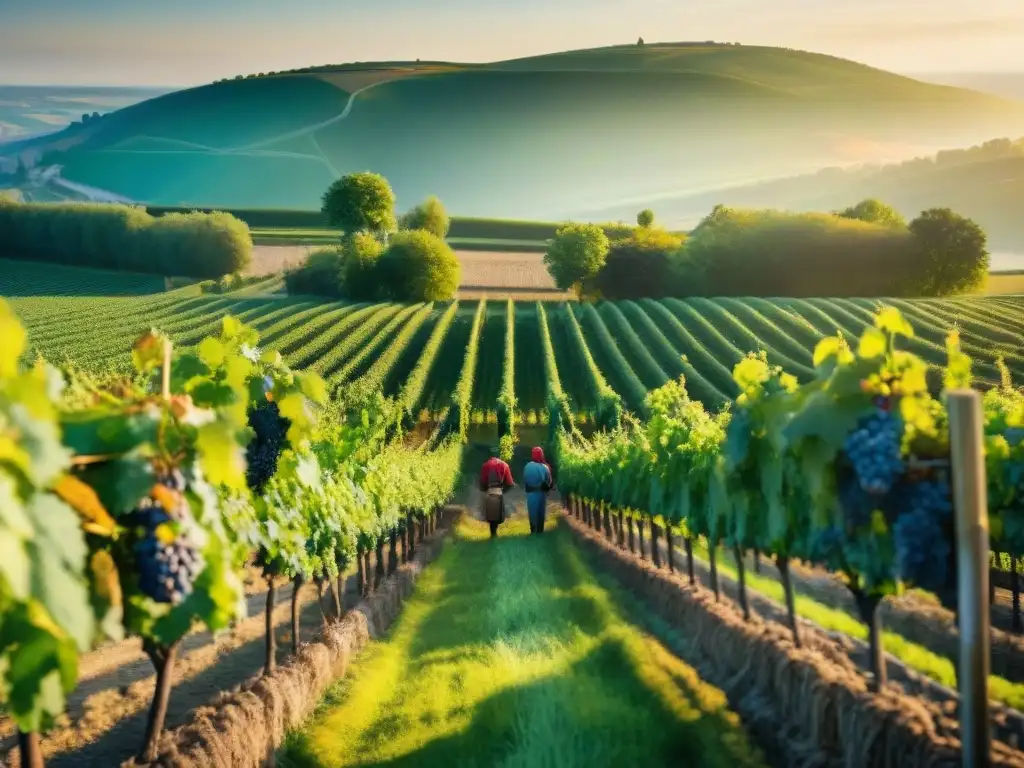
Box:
908;208;989;295
376;230;460;301
636;208;655;228
544;223;610;296
592;227;684;299
637;37;645;46
283;247;344;297
321;173;397;236
342;232;386;299
836;198;906;228
399;195;450;238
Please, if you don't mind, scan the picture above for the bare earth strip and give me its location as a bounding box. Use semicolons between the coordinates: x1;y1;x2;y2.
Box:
249;245;565;296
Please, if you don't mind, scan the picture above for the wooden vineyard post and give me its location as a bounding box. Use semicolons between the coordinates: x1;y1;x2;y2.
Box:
603;506;613;540
407;511;416;560
665;527;675;573
636;517;646;560
627;515;635;553
17;731;42;768
616;511;625;549
949;389;991;768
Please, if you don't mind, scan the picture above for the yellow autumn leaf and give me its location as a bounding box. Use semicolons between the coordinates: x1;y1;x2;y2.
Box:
812;336;845;368
150;483;181;515
53;475;117;537
198;337;226;368
875;306;914;338
0;300;27;379
857;327;887;359
89;550;122;609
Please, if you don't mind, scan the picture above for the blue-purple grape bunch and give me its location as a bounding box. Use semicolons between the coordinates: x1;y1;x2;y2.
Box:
130;471;205;605
892;478;953;592
246;400;290;493
842;405;904;495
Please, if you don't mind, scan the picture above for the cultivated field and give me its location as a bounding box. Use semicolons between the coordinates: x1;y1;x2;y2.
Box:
6;259;1022;422
4;251;1024;767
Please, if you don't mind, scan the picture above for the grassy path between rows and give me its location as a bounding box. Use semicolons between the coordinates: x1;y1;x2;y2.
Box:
280;515;766;767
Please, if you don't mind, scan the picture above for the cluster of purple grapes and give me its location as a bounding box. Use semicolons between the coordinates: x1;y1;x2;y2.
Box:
246;401;289;493
892;478;953;591
842;406;904;495
130;478;204;605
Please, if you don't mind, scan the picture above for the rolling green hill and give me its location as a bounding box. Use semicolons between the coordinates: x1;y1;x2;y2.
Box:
7;43;1024;219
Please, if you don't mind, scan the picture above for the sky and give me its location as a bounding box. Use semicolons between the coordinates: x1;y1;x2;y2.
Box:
2;0;1023;87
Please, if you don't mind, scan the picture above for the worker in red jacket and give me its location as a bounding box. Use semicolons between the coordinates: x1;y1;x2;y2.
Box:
479;454;515;538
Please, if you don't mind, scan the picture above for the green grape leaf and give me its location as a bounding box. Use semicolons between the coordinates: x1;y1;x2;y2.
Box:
188;380;239;409
131;330;168;374
197;337;226;368
61;407;160;458
297;372;327;405
168;353;211;391
1;615;78;732
26;494;93;651
196;422;246;489
8;403;72;488
0;300;28;378
76;452;154;517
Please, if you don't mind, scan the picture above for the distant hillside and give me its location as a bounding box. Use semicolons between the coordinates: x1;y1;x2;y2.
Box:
0;85;170;144
582;137;1024;253
5;43;1024;218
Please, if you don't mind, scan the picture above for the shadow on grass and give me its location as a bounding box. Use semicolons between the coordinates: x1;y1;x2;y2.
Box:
283;638;723;768
280;515;766;768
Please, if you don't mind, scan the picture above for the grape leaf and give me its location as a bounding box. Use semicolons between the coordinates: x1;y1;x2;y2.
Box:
0;301;27;378
54;475;117;537
26;494;93;651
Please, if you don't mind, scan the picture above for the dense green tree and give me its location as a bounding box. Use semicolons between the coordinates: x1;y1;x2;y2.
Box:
836;198;906;227
399;195;450;238
678;206;918;297
283;247;344;297
592;227;683;299
636;208;655;228
908;208;989;295
341;232;386;299
376;230;460;301
321;173;397;236
544;223;610;296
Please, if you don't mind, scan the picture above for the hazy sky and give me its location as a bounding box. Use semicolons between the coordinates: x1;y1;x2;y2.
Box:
2;0;1023;86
